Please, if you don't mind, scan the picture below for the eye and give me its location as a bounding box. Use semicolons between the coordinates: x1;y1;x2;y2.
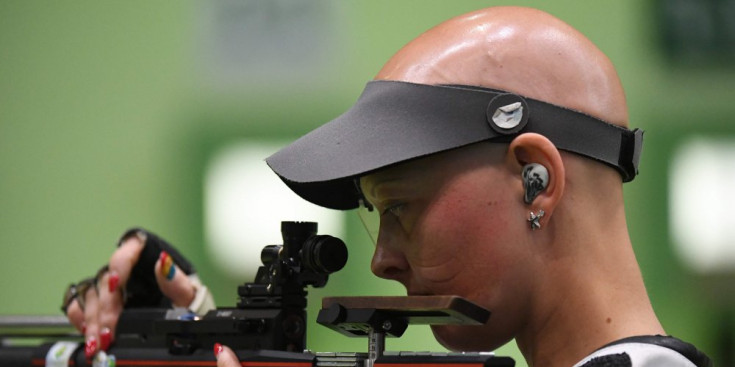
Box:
382;202;406;218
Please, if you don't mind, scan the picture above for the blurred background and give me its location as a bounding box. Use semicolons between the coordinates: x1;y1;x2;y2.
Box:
2;1;735;366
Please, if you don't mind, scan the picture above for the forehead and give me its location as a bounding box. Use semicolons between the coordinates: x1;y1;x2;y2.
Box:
360;142;507;195
359;155;435;202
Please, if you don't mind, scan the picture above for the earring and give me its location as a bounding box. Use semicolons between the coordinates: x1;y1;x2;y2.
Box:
528;210;545;230
522;163;549;204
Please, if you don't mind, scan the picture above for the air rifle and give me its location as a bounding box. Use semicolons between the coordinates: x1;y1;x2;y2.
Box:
0;221;514;367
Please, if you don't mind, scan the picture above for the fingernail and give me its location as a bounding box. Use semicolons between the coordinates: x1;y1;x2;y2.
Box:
85;336;97;359
213;343;223;358
108;272;119;293
160;251;175;280
81;323;87;335
100;328;111;351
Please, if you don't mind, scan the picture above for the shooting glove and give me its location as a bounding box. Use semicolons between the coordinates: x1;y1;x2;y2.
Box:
118;228;215;314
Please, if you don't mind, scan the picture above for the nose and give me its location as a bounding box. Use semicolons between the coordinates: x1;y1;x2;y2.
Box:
370;235;410;283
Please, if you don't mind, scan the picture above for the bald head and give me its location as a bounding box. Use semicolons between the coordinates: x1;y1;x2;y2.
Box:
376;6;628;127
266;6;642;211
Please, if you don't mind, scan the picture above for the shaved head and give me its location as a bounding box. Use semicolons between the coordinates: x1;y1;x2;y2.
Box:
266;6;641;211
376;6;628;127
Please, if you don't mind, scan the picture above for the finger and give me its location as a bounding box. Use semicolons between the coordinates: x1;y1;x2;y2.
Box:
96;271;124;351
214;343;241;367
154;251;196;308
65;300;85;332
82;287;100;360
108;234;146;291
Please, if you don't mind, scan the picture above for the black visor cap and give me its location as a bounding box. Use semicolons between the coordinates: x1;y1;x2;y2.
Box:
266;80;643;210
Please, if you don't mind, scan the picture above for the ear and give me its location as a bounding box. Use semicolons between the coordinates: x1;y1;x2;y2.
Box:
507;133;565;223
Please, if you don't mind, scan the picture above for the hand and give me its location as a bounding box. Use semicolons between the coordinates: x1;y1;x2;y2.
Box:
63;232;202;359
214;343;242;367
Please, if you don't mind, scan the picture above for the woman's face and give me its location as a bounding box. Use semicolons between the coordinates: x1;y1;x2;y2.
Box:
361;143;538;351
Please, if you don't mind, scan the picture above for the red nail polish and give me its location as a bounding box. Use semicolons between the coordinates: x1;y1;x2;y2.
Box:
85;337;97;359
214;343;223;358
100;328;111;351
81;323;87;335
108;273;119;293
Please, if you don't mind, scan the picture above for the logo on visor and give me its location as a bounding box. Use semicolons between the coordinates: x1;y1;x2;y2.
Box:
493;102;523;128
486;93;529;135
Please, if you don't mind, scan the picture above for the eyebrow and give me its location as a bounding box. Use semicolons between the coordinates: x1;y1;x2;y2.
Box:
363;175;405;203
361;155;437;203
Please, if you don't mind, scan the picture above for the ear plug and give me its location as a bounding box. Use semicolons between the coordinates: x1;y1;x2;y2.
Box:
522;163;549;204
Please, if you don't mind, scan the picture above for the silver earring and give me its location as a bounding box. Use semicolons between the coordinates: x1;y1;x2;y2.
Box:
522;163;549;204
528;210;545;230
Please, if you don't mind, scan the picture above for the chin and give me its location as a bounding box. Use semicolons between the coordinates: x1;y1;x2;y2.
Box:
430;324;510;352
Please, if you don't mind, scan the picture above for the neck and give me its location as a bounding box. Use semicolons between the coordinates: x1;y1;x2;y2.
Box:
516;187;665;367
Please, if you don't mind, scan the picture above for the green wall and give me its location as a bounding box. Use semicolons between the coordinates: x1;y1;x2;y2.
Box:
2;1;734;366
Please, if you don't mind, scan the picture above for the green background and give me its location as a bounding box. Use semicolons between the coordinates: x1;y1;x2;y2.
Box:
2;1;734;366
